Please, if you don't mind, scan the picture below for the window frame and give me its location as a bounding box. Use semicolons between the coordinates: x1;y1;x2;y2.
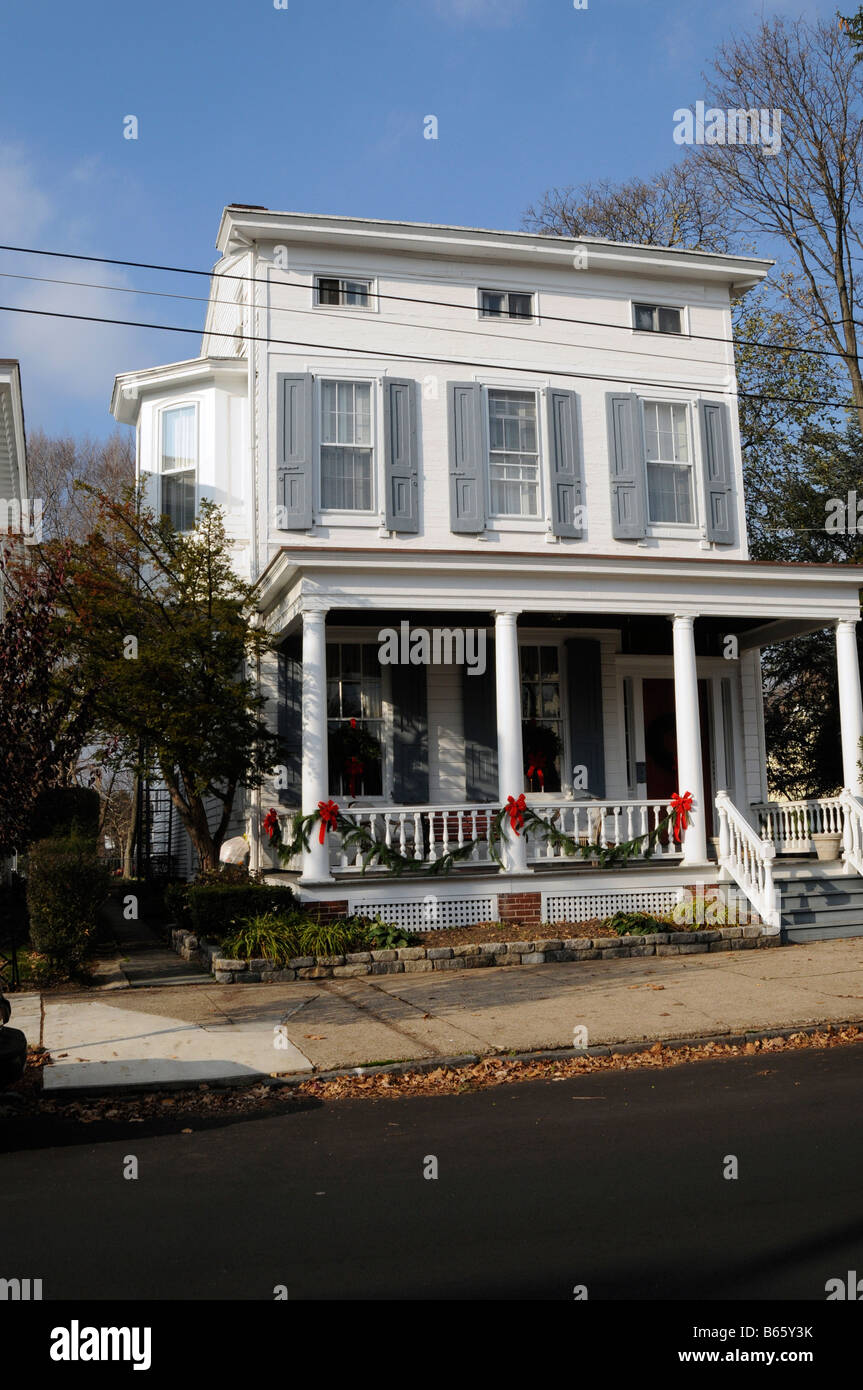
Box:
316;375;378;519
484;384;544;525
631;300;687;336
325;639;386;801
639;396;699;532
478;287;536;323
518;637;569;798
157;400;199;533
314;274;375;311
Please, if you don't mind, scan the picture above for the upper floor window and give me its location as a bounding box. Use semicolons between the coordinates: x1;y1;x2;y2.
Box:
487;389;540;519
480;289;534;321
316;275;372;308
160;404;197;532
643;400;693;525
633;302;683;334
320;380;374;512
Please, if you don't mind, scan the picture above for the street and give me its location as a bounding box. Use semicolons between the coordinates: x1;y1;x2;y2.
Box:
2;1042;862;1300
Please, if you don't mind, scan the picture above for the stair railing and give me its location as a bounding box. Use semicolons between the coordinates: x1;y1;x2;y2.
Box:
840;789;863;876
715;790;780;931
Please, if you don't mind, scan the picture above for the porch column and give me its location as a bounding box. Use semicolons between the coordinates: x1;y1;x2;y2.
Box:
836;618;863;797
300;606;334;883
671;613;708;864
494;610;528;873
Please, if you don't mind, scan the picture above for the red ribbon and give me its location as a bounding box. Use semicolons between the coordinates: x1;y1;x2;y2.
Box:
526;750;547;788
262;808;280;841
670;791;693;842
318;799;340;844
506;793;527;834
344;756;364;797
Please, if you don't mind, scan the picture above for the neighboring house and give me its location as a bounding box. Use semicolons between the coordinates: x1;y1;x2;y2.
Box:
0;359;29;618
111;210;863;939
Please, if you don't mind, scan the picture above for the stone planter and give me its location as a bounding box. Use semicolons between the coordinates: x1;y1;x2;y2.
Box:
812;832;843;862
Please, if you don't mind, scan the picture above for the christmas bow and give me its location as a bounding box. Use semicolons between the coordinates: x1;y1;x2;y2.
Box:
506;793;527;834
317;799;340;844
262;808;280;842
670;791;693;842
344;756;364;797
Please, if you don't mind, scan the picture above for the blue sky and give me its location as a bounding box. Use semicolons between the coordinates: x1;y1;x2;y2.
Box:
0;0;839;437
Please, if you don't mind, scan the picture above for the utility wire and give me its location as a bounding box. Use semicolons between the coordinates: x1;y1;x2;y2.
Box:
0;298;854;411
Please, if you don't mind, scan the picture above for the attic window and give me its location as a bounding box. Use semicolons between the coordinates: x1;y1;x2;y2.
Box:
480;289;534;321
633;303;683;334
315;276;372;308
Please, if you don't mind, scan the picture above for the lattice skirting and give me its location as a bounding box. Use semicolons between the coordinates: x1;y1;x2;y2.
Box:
543;888;681;923
347;895;498;931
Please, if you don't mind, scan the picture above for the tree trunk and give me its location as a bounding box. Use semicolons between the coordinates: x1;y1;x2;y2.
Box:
123;773;139;879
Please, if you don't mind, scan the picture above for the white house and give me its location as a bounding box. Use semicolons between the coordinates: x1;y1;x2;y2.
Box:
111;209;863;939
0;359;30;617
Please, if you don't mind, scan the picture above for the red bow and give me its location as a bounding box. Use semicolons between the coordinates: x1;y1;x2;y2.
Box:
262;808;280;841
506;793;527;834
344;756;364;797
526;750;547;788
670;791;693;842
317;799;340;843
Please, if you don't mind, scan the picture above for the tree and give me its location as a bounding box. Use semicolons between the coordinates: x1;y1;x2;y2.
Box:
26;428;134;541
59;491;281;873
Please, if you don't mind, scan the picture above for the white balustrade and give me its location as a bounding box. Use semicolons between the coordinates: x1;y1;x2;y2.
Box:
716;791;780;930
840;790;863;876
751;797;843;852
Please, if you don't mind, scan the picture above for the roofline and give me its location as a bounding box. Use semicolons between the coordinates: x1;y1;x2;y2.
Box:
110;355;248;423
216;207;772;293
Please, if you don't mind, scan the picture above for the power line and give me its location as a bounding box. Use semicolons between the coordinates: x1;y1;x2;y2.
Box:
0;238;854;367
0;298;854;412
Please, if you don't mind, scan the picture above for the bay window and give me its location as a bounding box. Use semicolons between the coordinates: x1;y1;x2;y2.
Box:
160;404;197;532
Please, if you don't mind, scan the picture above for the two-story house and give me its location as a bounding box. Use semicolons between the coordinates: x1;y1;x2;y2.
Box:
110;209;863;939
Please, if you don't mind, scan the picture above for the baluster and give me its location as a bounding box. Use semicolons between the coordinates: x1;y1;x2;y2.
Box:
398;812;407;856
413;811;423;861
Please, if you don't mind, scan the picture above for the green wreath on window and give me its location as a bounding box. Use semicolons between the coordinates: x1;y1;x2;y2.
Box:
523;721;562;791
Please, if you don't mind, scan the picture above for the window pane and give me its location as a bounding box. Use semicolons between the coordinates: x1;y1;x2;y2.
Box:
161;406;196;471
647;462;693;524
520;645;539;679
341;645;362;679
321;447;372;510
341;682;362;719
344;280;370;306
634;303;656;331
658;306;682;334
540;645;559;679
162;470;195;531
508;293;532;319
481;291;505;317
317;278;340;305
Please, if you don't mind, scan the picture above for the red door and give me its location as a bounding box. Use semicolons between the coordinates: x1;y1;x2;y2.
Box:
642;678;713;838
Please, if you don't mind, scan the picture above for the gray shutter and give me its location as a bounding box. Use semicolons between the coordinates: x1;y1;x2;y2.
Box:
384;378;419;532
392;663;429;803
606;392;646;539
277;638;302;808
700;400;735;545
276;373;313;529
448;381;486;533
463;639;497;801
547;388;583;538
566;638;605;798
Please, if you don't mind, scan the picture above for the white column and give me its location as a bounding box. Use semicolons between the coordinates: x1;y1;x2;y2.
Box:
836;618;863;797
494;611;528;873
672;613;707;865
300;607;333;883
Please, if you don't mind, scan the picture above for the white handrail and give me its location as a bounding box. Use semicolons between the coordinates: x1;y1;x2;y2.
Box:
840;789;863;876
751;797;843;850
716;790;780;930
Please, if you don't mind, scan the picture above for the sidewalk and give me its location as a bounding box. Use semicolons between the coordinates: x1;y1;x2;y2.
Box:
11;935;863;1094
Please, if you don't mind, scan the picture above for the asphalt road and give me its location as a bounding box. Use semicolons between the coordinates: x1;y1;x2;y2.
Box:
3;1044;863;1301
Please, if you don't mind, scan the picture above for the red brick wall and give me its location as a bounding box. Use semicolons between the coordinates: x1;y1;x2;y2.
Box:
498;892;542;930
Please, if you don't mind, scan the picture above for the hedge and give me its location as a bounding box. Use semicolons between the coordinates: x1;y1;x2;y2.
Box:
30;786;101;844
184;882;297;940
26;836;111;973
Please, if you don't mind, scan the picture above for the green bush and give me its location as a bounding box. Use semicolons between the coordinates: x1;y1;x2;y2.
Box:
164;880;192;928
0;875;28;943
605;910;667;936
222;913;302;964
186;882;297;940
30;786;101;844
26;836;111;974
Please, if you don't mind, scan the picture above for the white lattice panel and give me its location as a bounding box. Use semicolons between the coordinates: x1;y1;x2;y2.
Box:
348;896;497;930
543;889;679;923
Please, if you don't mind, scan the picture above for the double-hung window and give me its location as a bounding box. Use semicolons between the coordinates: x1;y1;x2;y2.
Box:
327;642;383;797
480;288;533;320
643;400;694;525
520;644;564;793
487;389;539;518
315;276;372;308
320;380;374;512
160;404;197;531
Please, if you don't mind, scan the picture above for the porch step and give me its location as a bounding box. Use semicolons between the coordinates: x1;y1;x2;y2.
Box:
779;871;863;942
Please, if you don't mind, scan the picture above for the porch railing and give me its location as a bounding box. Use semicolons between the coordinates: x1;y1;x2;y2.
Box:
276;798;682;873
840;790;863;876
716;790;780;929
751;797;844;853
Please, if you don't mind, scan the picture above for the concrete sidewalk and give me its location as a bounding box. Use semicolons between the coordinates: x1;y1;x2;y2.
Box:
10;936;863;1093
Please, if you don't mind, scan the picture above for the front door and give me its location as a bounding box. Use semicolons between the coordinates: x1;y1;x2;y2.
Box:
642;678;713;838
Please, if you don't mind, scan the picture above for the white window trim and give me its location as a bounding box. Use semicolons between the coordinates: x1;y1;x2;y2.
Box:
315;375;379;522
638;396;701;536
156;400;199;532
630;299;689;337
484;383;545;528
477;286;537;324
313;273;378;313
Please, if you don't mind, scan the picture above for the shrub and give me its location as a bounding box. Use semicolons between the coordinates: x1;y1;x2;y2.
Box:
26;836;111;974
30;786;100;844
361;917;415;950
605;910;667;936
164;880;192;928
186;882;297;940
0;874;28;943
222;913;302;964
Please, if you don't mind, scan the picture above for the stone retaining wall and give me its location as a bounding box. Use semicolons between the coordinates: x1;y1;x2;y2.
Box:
171;924;779;984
